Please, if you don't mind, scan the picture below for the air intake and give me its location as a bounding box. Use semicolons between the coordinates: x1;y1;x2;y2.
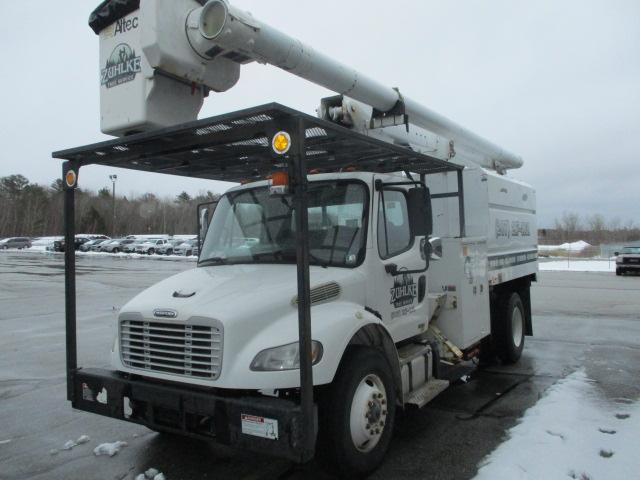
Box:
292;282;341;306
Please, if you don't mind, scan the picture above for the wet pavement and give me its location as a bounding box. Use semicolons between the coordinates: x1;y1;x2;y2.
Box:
0;251;639;480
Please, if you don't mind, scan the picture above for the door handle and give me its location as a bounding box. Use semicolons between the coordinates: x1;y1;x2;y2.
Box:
384;263;398;275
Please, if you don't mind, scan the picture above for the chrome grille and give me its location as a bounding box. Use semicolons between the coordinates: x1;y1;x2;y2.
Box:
120;319;222;380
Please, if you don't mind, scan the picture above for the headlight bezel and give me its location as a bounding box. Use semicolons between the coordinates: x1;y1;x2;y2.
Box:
250;340;323;372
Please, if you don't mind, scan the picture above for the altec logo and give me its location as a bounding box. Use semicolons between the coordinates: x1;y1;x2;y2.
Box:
114;17;139;36
100;43;141;88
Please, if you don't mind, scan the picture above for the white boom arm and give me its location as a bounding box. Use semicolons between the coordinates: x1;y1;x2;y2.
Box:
187;0;522;171
92;0;522;171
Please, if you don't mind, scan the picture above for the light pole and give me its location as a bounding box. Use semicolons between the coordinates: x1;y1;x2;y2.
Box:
109;175;117;237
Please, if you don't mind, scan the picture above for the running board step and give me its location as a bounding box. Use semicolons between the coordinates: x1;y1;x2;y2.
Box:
406;379;450;408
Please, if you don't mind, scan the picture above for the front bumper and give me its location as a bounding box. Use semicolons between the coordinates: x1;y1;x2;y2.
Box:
72;368;316;463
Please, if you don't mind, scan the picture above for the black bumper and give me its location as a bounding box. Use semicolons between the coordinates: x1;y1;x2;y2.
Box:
72;368;317;463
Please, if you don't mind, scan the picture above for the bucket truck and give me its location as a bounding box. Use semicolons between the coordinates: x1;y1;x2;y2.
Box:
54;0;537;476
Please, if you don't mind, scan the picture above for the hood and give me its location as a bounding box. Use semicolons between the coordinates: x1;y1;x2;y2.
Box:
121;263;365;323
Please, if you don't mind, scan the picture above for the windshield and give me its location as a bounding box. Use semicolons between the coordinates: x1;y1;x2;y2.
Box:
199;181;368;268
621;247;640;254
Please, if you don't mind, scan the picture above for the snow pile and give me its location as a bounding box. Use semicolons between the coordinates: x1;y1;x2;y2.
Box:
93;440;128;457
474;370;640;480
539;240;591;252
539;260;614;272
135;468;165;480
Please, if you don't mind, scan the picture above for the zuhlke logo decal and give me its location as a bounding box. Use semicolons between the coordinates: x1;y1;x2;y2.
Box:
100;43;141;88
390;273;417;308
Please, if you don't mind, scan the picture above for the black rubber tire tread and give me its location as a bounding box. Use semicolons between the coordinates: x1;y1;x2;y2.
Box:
494;292;525;364
317;347;396;479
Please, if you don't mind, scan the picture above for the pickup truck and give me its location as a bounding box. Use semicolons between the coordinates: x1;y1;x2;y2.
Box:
615;246;640;275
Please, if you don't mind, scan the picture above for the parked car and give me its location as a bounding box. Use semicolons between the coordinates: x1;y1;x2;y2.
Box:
79;239;102;252
173;239;199;257
615;246;640;276
53;236;93;252
135;239;168;255
0;237;32;249
101;239;136;253
157;239;186;255
90;240;111;252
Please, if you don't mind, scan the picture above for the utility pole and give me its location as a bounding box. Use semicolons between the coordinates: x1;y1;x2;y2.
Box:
109;174;117;237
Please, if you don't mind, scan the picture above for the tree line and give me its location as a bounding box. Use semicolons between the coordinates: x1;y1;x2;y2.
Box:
0;174;219;238
541;211;640;245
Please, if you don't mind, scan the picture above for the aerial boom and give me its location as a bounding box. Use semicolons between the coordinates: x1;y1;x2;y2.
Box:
187;0;522;171
91;0;522;171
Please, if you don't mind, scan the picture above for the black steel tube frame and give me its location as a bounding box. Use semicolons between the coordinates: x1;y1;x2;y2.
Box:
62;127;317;459
63;161;78;401
290;117;316;457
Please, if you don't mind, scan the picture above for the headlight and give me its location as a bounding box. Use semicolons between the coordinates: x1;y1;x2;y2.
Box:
250;341;323;371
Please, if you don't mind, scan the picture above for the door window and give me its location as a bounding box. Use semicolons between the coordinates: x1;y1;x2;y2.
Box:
377;190;412;259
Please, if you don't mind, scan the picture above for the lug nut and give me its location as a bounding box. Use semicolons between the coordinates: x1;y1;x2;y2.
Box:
381;399;386;405
375;428;380;434
368;401;374;408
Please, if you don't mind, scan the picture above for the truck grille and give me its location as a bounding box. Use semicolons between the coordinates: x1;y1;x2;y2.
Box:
120;319;222;380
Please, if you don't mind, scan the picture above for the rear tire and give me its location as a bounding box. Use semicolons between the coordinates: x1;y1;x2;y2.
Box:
113;248;119;254
317;347;396;478
494;292;525;364
616;268;622;276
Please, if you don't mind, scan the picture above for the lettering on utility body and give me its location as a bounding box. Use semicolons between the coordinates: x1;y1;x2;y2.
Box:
495;219;531;239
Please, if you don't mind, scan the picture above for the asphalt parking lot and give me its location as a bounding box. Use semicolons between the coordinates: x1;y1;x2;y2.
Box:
1;252;639;480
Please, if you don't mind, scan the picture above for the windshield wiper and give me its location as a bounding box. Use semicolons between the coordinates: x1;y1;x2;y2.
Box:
198;256;227;267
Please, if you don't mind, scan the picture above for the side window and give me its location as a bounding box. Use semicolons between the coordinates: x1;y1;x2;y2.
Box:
377;189;411;259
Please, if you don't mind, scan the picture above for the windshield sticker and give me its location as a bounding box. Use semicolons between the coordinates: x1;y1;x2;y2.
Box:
390;273;417;309
101;43;141;88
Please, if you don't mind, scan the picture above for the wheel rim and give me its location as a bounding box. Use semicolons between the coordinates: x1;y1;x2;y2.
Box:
512;306;524;348
349;373;388;453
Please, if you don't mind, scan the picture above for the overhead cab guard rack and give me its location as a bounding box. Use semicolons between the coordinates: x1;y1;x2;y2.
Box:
52;103;462;179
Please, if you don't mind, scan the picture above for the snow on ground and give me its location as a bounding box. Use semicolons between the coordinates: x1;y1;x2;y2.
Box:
539;260;615;272
93;440;128;457
473;370;640;480
539;240;591;252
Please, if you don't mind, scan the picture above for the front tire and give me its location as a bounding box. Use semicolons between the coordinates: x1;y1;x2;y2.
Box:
318;347;396;478
494;292;525;364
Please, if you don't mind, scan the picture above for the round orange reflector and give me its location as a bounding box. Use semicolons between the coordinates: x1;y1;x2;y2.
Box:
65;170;77;188
272;131;291;155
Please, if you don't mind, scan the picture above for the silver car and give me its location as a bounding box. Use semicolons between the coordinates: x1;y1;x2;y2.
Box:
101;239;136;253
0;237;32;249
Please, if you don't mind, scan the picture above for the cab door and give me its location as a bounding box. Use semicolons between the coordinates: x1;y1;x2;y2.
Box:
367;179;432;342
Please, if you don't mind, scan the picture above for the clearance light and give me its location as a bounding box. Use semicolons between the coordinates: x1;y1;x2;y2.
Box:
65;170;77;188
269;171;289;196
272;131;291;155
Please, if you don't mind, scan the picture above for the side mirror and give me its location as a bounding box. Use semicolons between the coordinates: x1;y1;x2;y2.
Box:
429;237;442;261
197;200;218;251
407;187;433;237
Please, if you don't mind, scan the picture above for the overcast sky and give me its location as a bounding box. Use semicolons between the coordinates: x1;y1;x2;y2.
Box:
0;1;638;227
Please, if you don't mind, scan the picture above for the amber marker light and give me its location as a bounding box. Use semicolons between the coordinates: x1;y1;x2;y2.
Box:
65;170;77;188
272;131;291;155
